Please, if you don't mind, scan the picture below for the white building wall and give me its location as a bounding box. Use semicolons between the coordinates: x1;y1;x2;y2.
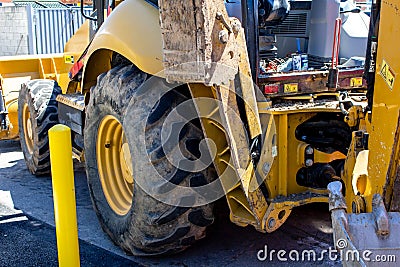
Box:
0;6;29;56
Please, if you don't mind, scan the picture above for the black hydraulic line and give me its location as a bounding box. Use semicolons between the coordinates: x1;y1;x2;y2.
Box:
241;0;259;82
0;89;8;130
364;0;381;110
80;0;96;21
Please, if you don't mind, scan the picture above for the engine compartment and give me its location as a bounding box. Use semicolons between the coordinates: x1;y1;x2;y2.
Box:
225;0;370;97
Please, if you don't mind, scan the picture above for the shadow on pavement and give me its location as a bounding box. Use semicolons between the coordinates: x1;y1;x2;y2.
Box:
0;139;339;266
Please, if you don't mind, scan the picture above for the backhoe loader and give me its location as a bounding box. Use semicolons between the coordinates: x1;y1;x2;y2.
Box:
1;0;399;264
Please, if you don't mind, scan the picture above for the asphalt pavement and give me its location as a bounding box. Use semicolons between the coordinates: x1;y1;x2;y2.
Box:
0;140;340;266
0;216;137;266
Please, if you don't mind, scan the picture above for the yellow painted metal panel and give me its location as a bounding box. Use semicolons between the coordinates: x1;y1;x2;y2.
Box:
0;54;71;139
278;114;288;196
64;20;90;58
367;1;400;211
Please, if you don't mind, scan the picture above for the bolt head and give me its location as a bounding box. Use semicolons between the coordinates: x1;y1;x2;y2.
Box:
263;162;271;174
232;20;241;33
219;30;229;44
268;218;276;229
305;159;313;167
305;146;314;155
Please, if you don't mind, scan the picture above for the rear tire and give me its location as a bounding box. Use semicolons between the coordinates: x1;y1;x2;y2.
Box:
84;64;216;255
18;80;61;176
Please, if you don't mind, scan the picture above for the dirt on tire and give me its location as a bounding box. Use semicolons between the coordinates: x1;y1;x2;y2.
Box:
84;64;217;256
18;79;61;176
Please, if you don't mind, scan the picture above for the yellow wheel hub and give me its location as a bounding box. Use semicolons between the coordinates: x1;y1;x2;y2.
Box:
22;103;34;154
96;115;134;215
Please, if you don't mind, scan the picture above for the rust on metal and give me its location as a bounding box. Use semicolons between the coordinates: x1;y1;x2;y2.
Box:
159;0;241;85
259;68;367;97
383;110;400;212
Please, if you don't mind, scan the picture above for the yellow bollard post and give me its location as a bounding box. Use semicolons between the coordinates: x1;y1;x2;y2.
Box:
49;124;80;267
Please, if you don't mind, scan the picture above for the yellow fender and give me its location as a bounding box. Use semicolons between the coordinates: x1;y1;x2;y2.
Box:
82;0;163;92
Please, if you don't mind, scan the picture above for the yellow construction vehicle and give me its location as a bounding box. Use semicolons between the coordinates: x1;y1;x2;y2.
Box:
0;54;70;140
0;19;89;141
1;0;399;263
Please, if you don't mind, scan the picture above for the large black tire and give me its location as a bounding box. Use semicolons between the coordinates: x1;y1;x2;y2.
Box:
18;80;61;176
84;64;216;255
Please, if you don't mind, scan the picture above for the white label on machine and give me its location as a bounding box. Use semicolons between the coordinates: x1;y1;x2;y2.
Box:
272;146;278;157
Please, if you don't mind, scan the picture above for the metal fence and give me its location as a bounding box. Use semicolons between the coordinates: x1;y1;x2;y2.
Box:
26;6;92;54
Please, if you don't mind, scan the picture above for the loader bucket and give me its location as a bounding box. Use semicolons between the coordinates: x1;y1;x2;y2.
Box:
328;181;400;266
